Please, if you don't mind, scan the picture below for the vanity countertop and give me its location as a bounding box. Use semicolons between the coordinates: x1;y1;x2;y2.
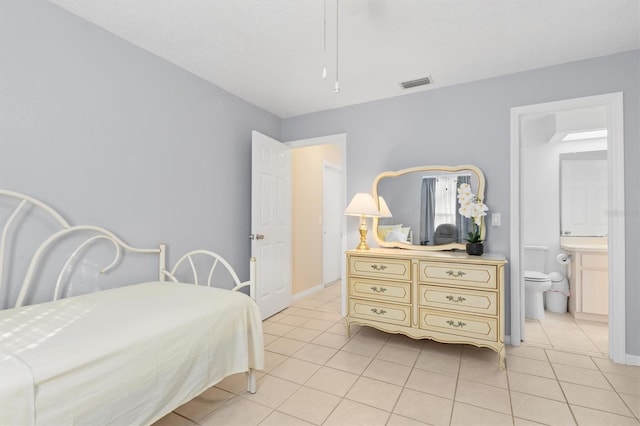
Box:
560;237;608;253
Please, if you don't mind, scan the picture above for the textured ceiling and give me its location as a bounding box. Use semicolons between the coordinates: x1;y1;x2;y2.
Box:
47;0;639;118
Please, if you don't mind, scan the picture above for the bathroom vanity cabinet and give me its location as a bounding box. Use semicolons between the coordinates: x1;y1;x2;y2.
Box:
346;248;507;368
566;250;609;322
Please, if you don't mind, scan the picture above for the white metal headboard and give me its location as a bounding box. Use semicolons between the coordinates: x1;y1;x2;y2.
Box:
0;190;166;308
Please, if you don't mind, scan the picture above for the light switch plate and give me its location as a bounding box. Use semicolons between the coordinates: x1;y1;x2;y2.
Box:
491;213;501;226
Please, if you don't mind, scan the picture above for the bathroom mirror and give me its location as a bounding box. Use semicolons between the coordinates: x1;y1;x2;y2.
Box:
560;151;607;237
372;165;485;251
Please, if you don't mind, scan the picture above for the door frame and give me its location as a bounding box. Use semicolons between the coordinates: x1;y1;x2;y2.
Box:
322;161;343;286
509;92;626;363
286;133;348;316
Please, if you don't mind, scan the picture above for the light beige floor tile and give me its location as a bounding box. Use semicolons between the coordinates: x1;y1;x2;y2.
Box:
277;386;341;425
386;413;430;425
450;401;513;426
259;410;314;426
152;412;197;426
292;343;337;365
552;363;613;390
263;333;279;346
405;367;457;399
513;417;546;425
510;391;576;426
263;322;296;336
357;326;392;342
264;350;288;372
200;397;272;426
560;381;633;417
620;393;640;419
316;311;343;322
571;405;639;425
311;332;351;350
459;357;508;388
283;327;323;343
507;344;548;361
605;372;640;396
175;387;234;421
376;344;420;366
265;336;308;356
507;354;555;379
324;398;390;426
241;375;300;409
455;379;511;415
507;370;565;401
421;339;463;359
414;350;461;377
268;357;321;385
545;349;597;369
300;318;336;331
385;334;424;352
548;336;600;354
326;322;348;335
293;298;327;309
276;314;311;327
305;366;359;397
326;350;373;375
593;358;640;378
342;336;385;357
522;330;552;347
363;358;412;386
394;388;453;426
345;376;403;412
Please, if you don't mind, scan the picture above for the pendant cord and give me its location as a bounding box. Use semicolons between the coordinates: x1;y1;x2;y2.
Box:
334;0;340;92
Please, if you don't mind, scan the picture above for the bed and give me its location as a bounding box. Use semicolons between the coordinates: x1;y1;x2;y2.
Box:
0;190;264;425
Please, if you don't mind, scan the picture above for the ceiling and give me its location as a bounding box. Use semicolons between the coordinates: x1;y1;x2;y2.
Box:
47;0;639;118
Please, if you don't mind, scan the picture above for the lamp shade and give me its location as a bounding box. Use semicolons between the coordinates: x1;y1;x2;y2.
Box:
378;196;393;218
344;193;381;217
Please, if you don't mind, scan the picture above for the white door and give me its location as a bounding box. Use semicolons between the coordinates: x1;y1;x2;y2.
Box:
251;131;292;319
561;159;608;236
322;163;342;284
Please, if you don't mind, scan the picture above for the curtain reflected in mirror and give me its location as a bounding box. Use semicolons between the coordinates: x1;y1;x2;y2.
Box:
420;175;471;245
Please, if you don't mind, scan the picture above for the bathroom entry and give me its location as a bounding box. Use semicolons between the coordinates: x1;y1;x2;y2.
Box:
520;105;610;356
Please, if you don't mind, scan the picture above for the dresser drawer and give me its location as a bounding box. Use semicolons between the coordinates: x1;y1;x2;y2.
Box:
419;261;496;289
419;308;498;342
350;278;411;304
349;298;411;327
349;256;411;281
419;285;497;316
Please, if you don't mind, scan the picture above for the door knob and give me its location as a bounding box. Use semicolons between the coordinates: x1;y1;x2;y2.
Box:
250;234;265;240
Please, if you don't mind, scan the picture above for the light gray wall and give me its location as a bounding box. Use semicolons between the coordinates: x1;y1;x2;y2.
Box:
282;50;640;355
0;0;280;306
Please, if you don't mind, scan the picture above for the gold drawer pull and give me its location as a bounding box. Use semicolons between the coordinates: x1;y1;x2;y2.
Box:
446;270;466;278
371;264;387;271
446;295;466;303
370;286;387;293
446;320;466;328
370;308;387;315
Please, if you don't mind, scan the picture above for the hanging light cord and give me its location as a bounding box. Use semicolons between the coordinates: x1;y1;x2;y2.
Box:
334;0;340;93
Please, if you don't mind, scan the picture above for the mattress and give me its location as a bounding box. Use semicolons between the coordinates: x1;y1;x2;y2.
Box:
0;282;264;425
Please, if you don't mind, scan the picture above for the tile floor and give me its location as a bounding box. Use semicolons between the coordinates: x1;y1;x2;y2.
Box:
155;283;639;425
524;311;609;357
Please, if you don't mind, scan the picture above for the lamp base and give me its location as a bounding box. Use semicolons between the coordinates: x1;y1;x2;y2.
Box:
356;218;370;250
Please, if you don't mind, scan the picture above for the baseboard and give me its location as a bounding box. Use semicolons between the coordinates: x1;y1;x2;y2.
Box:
292;283;325;301
626;353;640;366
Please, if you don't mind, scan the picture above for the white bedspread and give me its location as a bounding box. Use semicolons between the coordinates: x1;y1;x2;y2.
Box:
0;282;264;425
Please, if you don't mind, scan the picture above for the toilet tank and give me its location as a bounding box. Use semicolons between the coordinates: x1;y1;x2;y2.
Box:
523;246;549;271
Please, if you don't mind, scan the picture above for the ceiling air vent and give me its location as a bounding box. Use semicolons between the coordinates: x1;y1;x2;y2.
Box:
400;76;433;89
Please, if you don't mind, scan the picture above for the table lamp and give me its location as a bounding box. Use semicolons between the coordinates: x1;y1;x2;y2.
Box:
345;193;381;250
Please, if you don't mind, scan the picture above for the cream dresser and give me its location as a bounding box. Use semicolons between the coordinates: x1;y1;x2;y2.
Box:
346;248;507;368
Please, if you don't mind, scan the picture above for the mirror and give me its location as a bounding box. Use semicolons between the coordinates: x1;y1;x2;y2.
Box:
372;165;485;251
560;151;607;237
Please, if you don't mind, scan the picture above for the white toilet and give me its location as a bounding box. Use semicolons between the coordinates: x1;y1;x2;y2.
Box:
524;246;552;320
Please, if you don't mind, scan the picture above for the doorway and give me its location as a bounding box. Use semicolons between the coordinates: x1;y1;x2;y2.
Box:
510;93;626;363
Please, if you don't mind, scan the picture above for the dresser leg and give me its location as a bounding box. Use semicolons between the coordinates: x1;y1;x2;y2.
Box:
498;345;506;370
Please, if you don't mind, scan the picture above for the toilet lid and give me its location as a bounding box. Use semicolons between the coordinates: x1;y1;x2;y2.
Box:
524;270;550;282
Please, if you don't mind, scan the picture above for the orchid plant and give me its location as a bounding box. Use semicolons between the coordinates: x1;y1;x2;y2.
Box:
457;183;489;243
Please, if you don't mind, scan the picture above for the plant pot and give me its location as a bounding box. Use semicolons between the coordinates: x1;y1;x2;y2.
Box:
466;242;484;256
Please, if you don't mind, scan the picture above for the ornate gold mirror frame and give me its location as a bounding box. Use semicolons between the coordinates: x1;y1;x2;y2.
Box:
371;165;486;251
